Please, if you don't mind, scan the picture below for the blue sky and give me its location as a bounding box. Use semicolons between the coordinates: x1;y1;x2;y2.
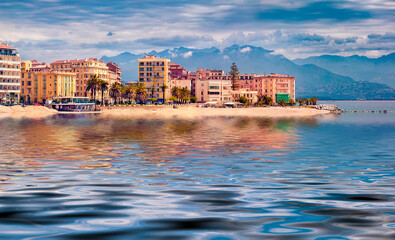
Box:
0;0;394;61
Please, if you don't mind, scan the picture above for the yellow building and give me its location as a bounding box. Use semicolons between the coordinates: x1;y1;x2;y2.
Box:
51;58;109;97
21;60;76;104
138;55;170;101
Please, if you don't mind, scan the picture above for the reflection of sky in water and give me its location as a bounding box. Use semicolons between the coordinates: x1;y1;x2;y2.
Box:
0;112;394;239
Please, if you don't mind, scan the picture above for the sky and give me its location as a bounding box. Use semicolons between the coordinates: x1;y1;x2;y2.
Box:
0;0;394;62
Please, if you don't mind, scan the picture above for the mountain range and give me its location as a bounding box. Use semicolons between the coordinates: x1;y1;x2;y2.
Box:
100;45;395;100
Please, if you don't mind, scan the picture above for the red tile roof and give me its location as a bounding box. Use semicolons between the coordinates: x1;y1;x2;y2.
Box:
0;44;15;50
51;58;104;64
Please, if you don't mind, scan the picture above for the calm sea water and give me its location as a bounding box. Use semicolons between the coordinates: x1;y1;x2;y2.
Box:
0;101;394;240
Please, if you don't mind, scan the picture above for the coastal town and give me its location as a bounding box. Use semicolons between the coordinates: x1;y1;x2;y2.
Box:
1;41;299;109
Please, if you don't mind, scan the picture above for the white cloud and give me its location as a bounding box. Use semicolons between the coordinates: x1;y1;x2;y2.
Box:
183;51;193;58
240;47;251;53
223;55;229;59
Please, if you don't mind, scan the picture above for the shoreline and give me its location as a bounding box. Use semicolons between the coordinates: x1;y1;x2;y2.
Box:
100;105;330;119
0;104;330;119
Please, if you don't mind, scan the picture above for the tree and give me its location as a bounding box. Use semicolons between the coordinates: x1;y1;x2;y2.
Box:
297;98;305;106
109;82;121;105
171;86;181;102
86;74;100;110
99;80;109;106
135;82;148;103
160;84;168;103
179;87;191;103
190;96;197;103
278;99;286;107
229;62;240;90
288;99;296;106
238;96;248;104
86;75;99;100
169;96;178;102
123;84;136;103
150;87;155;98
311;97;318;105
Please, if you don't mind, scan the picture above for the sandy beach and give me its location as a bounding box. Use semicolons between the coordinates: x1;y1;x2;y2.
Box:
0;104;330;119
101;105;330;119
0;105;58;119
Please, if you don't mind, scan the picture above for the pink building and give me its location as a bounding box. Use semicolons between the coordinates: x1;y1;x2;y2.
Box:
107;62;122;84
169;63;187;79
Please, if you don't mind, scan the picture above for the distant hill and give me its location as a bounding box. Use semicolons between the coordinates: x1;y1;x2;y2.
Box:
294;53;395;88
101;45;395;100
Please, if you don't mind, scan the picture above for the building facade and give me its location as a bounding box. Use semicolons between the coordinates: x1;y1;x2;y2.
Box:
138;55;170;101
195;78;232;103
21;60;77;104
107;62;122;85
51;58;109;97
0;42;21;104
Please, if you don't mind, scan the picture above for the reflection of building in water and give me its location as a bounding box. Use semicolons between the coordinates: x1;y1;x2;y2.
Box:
2;117;317;176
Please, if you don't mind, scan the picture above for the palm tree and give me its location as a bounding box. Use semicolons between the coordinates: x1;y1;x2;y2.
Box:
179;87;190;103
171;87;181;103
311;97;318;105
86;75;99;100
297;98;305;106
86;74;100;110
160;84;168;104
288;99;296;106
123;84;136;103
109;82;121;105
99;80;109;106
150;87;155;99
135;82;148;103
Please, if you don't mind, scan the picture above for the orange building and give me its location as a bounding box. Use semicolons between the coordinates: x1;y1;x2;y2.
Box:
51;58;109;97
21;60;76;104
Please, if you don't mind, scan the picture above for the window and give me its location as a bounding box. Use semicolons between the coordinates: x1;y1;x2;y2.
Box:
22;81;24;86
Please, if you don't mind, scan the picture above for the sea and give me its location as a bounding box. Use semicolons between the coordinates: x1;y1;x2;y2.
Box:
0;101;394;240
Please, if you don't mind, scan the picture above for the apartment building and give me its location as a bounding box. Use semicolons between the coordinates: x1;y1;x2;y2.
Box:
21;60;76;104
138;55;170;101
51;58;109;97
0;42;21;104
195;78;232;103
107;62;122;85
169;63;187;79
254;74;295;102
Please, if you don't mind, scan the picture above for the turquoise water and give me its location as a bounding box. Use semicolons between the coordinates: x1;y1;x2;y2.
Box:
0;102;394;239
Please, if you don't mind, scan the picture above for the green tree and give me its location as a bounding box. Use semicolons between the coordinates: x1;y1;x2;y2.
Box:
123;84;136;103
229;62;240;90
179;87;191;103
288;99;296;106
278;99;286;107
86;74;100;110
160;84;168;104
171;86;181;102
169;96;178;102
135;82;148;103
150;87;155;98
109;82;121;105
297;98;305;106
190;96;197;103
311;97;318;105
238;96;248;104
98;80;109;106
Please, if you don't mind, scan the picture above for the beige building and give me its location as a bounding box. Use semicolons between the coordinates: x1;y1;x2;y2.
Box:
138;55;170;101
51;58;109;97
231;90;258;103
0;42;21;104
195;78;232;103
